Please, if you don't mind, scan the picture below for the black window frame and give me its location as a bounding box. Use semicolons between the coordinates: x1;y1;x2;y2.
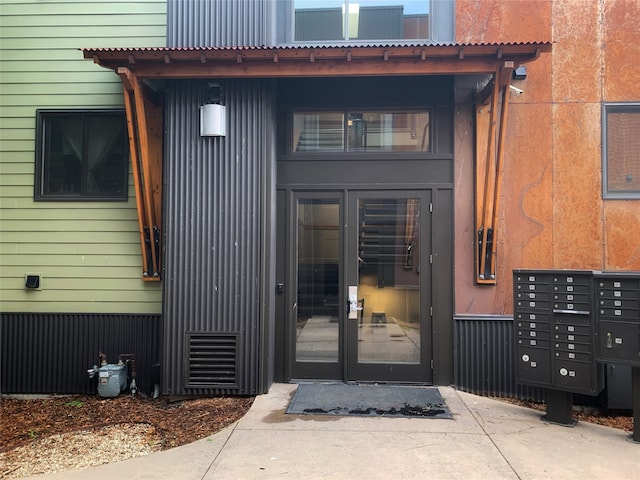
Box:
287;108;433;158
602;103;640;200
291;0;449;44
34;109;129;202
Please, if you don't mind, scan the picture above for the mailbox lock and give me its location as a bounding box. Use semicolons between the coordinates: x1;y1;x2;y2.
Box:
606;332;613;349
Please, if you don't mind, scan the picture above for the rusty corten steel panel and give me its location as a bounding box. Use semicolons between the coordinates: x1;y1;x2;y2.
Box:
502;103;554;270
604;203;640;270
551;0;600;103
603;0;640;100
551;103;604;269
455;0;551;44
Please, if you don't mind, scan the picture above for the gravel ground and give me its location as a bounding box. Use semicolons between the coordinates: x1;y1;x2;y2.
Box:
0;424;162;478
0;394;254;479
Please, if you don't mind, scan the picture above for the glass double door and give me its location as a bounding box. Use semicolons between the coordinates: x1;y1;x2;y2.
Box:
290;190;432;383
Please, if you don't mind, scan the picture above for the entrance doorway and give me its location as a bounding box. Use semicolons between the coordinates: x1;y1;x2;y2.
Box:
287;190;432;383
274;76;454;384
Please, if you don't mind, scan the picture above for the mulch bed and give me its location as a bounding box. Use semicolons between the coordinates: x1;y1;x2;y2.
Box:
0;394;254;453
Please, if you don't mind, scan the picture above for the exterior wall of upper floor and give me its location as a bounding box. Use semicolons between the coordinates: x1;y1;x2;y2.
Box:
166;0;455;47
454;0;640;315
0;0;166;314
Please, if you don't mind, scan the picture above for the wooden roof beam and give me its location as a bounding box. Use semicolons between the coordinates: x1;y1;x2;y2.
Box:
117;67;136;91
108;58;520;80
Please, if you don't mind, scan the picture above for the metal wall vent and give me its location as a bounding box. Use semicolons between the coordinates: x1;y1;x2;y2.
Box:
185;332;240;388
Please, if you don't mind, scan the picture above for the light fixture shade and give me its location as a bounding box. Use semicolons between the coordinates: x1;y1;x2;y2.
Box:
200;103;226;137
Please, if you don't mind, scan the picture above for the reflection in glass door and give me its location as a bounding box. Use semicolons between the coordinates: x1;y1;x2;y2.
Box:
347;192;431;382
293;197;342;379
289;191;431;383
357;198;420;363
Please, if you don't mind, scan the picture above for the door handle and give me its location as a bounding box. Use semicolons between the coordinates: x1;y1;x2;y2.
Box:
348;285;362;319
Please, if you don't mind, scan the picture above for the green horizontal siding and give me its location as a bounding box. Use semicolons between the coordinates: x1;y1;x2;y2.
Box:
0;72;121;84
2;265;149;279
1;207;141;221
0;277;156;290
0;242;141;255
0;302;157;314
0;162;33;174
4;253;146;267
0;36;166;49
0;0;166;314
0;60;128;73
1;13;166;27
2;93;127;106
0;49;116;61
2;25;165;40
2;219;141;232
0;117;34;129
0;82;124;95
1;1;166;16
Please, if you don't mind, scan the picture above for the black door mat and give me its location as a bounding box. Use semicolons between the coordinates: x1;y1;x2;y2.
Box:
286;383;452;418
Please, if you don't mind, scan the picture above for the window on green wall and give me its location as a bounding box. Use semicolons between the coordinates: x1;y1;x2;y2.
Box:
35;110;129;201
294;0;431;42
602;104;640;199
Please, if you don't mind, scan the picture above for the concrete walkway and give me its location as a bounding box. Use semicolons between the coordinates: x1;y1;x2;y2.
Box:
26;384;639;480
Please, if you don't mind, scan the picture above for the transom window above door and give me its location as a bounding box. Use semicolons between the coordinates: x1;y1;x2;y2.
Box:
294;0;431;42
292;111;430;153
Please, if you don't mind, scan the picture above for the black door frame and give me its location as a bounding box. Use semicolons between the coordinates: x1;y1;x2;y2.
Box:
279;187;434;384
345;189;433;383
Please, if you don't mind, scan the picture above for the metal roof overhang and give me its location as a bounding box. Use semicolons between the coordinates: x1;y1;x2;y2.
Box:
84;42;551;284
82;42;551;79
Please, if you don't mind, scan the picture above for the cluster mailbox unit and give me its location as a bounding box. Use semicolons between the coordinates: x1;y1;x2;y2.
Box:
514;269;640;441
513;270;603;425
594;272;640;442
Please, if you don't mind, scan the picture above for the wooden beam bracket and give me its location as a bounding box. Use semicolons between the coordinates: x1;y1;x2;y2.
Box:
474;67;513;285
120;70;163;281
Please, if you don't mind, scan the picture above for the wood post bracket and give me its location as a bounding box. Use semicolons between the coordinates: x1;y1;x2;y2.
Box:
118;67;163;281
475;65;513;285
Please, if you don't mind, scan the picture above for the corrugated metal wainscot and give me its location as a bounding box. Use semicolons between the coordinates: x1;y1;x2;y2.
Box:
454;315;544;401
0;313;161;395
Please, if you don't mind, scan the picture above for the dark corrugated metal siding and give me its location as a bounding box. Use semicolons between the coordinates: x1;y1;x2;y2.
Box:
163;79;275;395
167;0;273;47
0;313;161;395
454;315;544;401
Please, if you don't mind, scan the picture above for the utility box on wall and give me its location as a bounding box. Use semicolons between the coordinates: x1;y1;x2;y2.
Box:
513;270;604;396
